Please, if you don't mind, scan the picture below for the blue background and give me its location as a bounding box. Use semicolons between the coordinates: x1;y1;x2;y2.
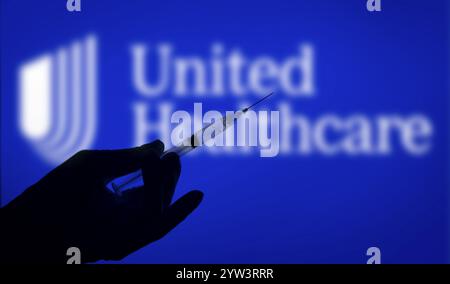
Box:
1;0;449;263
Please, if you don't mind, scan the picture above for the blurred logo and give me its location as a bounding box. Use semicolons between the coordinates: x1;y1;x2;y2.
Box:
18;35;97;164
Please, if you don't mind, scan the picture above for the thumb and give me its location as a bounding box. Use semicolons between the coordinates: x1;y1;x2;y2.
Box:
160;190;204;235
87;140;165;180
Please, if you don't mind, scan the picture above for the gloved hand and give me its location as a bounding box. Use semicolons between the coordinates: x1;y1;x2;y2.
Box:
0;140;203;263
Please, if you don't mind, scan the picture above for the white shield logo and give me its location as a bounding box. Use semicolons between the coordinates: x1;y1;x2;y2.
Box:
18;35;98;164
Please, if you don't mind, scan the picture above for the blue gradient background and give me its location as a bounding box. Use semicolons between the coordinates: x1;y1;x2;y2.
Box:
1;0;449;263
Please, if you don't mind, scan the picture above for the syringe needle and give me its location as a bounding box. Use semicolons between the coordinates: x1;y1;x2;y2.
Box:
110;92;274;194
242;92;274;112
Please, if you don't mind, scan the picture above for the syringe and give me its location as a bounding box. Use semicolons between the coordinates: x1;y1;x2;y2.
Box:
110;92;273;195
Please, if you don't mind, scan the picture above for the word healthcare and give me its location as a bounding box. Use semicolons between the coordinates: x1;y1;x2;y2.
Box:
133;102;433;157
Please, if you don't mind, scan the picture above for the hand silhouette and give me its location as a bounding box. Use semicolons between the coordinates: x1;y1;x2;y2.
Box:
0;140;203;263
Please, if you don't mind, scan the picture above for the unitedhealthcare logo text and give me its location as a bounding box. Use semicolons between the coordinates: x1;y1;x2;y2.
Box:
18;34;434;165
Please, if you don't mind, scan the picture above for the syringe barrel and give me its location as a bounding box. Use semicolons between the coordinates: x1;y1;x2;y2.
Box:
110;145;194;194
110;111;243;194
